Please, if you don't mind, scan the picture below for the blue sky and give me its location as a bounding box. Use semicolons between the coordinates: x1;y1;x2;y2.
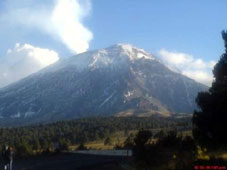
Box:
88;0;227;59
0;0;226;87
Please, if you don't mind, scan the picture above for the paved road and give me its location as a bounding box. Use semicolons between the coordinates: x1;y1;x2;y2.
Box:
11;153;128;170
72;149;133;157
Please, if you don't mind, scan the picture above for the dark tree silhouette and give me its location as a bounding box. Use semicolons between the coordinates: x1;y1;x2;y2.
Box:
193;30;227;148
133;129;152;162
104;136;112;145
134;129;152;147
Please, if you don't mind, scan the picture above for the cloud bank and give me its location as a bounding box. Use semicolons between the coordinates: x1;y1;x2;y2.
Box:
159;49;216;86
0;44;59;88
0;0;93;53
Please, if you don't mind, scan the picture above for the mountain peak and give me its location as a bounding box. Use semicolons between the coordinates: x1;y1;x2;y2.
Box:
0;44;208;125
108;43;155;61
115;43;135;50
47;44;156;72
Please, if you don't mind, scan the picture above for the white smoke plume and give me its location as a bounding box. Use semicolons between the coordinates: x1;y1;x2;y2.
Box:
0;0;93;54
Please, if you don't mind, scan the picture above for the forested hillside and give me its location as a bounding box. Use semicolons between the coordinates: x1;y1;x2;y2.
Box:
0;116;191;157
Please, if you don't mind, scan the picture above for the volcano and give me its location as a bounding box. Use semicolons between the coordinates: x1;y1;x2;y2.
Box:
0;44;207;124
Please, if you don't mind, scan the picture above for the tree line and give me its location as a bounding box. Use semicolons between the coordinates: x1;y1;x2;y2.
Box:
0;116;191;157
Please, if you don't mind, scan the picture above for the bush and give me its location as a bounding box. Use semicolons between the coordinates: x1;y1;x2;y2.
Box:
104;136;112;145
16;143;33;157
77;143;87;150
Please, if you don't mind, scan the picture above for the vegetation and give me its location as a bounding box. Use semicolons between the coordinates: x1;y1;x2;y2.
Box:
120;32;227;169
123;129;227;170
113;31;227;169
193;30;227;149
130;129;196;170
104;136;112;145
0;116;191;157
1;31;226;170
123;31;227;170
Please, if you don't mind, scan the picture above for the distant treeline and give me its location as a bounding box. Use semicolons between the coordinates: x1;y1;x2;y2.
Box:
0;116;191;157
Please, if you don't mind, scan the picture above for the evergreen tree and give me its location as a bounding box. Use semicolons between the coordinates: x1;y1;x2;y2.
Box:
77;143;87;150
104;136;112;145
193;30;227;148
134;129;152;148
124;133;134;149
133;130;153;165
32;138;41;151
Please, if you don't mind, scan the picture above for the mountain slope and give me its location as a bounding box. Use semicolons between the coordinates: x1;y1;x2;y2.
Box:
0;44;208;124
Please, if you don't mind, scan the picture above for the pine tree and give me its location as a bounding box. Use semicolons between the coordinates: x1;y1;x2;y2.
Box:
104;136;112;145
193;30;227;148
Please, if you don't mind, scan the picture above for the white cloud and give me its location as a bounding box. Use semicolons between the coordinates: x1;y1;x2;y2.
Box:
50;0;93;53
159;49;216;86
0;44;59;88
182;70;214;86
0;0;93;54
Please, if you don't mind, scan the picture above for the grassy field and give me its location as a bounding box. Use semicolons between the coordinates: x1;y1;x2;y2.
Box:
69;130;138;150
70;129;193;151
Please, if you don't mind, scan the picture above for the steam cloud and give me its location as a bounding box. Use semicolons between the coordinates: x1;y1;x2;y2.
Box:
0;0;93;54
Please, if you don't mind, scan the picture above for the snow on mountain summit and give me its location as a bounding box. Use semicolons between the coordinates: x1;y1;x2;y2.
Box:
72;43;155;66
44;44;155;73
0;44;208;125
114;43;154;60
